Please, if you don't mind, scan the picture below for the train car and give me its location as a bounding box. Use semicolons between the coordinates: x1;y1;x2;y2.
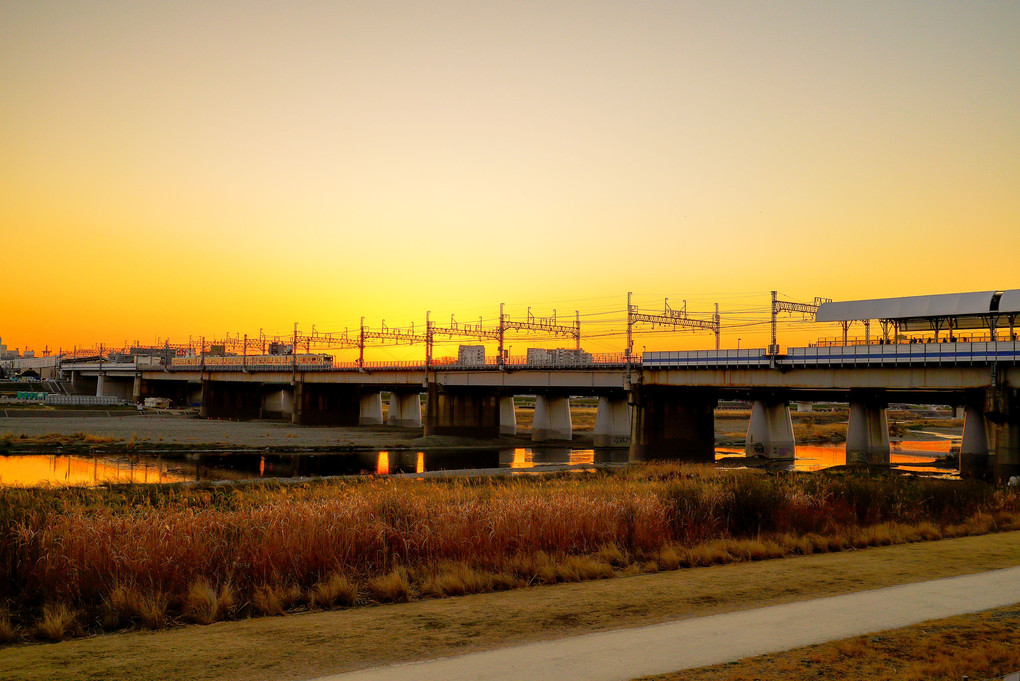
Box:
170;354;334;369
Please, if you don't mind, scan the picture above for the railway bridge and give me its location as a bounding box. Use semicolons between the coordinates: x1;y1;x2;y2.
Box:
57;289;1020;482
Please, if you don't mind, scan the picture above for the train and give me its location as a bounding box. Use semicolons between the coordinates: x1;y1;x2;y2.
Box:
170;353;334;369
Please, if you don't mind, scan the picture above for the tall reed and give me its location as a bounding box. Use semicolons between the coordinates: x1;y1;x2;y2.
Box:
1;465;1017;642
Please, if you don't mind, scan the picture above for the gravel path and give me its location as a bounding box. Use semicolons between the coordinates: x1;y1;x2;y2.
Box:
0;414;424;448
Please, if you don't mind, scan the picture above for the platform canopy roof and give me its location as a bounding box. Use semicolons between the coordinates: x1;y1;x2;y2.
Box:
815;289;1020;332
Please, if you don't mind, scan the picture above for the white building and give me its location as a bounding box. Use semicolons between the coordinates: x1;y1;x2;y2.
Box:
457;345;486;365
0;336;17;360
525;348;594;366
0;354;61;379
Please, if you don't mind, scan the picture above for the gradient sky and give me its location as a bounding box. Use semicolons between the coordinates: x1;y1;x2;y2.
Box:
2;1;1018;360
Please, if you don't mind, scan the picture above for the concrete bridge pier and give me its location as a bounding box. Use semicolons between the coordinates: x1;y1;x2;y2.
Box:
532;395;573;441
261;387;294;419
594;395;631;447
424;386;500;439
187;382;203;408
959;404;991;479
201;380;262;420
985;387;1020;483
846;395;890;464
629;387;717;462
132;375;142;403
387;392;423;428
93;374;133;400
499;396;517;436
359;392;384;425
292;383;360;426
745;399;795;460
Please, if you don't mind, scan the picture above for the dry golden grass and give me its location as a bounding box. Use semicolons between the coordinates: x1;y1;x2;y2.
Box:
421;563;496;597
794;421;847;443
3;431;122;447
101;583;149;629
0;609;15;644
3;532;1020;681
367;567;413;603
216;582;237;618
184;579;219;625
646;604;1020;681
310;572;359;608
3;465;1018;644
34;603;77;642
135;591;171;630
251;583;303;616
250;585;284;616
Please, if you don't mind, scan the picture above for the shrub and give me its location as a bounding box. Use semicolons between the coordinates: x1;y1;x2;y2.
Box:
311;572;359;608
184;579;219;624
251;585;284;616
102;583;146;629
721;474;789;537
135;591;170;629
368;567;413;603
422;564;493;597
36;603;77;642
0;608;16;644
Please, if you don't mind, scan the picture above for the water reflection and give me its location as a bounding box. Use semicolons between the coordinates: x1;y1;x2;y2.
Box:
0;454;191;486
0;446;629;487
716;440;957;475
0;441;956;488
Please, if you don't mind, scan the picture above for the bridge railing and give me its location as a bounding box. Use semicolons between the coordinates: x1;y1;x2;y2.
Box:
136;353;642;372
643;342;1020;369
438;353;637;370
785;341;1020;367
643;349;770;369
813;332;1004;347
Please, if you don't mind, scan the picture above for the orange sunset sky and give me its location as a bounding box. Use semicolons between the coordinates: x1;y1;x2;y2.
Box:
2;2;1018;362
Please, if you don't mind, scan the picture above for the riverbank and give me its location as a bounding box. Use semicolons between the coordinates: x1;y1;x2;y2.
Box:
1;463;1016;647
0;414;534;453
0;409;963;454
2;531;1018;681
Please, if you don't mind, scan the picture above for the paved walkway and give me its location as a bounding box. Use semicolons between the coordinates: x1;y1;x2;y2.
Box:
316;565;1020;681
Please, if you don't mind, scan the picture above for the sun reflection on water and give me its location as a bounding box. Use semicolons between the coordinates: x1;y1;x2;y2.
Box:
0;455;191;487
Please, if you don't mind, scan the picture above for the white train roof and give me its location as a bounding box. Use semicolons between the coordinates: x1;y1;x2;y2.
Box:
816;290;1020;324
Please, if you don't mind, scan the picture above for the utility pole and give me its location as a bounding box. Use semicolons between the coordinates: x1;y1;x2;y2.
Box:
358;317;365;369
770;290;831;355
498;302;506;368
625;291;634;359
625;291;634;385
714;303;721;351
770;290;778;354
425;310;432;369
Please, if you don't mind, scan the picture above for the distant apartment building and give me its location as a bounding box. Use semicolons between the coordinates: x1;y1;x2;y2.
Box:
525;348;594;365
457;345;486;365
0;355;61;379
0;336;17;360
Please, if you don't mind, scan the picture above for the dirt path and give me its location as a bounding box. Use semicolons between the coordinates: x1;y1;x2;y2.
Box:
320;566;1020;681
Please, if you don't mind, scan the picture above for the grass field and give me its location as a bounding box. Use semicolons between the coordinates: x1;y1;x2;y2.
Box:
1;531;1019;681
2;463;1018;645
